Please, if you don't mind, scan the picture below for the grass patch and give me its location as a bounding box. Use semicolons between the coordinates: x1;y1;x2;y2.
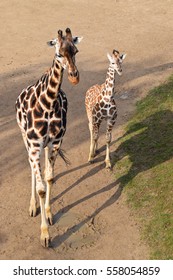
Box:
113;75;173;259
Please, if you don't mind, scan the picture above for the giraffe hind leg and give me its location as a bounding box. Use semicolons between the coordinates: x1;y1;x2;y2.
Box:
93;122;100;157
88;122;99;163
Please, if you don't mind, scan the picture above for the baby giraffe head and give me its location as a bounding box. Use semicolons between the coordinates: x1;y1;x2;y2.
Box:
107;50;126;76
47;28;83;85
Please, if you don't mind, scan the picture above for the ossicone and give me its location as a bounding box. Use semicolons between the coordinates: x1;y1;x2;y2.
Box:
113;49;119;56
57;30;63;38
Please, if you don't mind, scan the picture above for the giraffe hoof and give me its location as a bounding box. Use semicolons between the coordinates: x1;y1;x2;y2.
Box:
105;162;112;170
106;166;112;171
40;228;50;248
48;217;53;226
29;209;37;217
29;201;37;217
46;208;53;225
40;236;51;248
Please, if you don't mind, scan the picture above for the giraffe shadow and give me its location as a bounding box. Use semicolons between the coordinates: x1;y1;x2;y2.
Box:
36;150;106;216
53;162;89;181
93;132;126;160
51;157;105;208
51;178;121;248
51;109;173;248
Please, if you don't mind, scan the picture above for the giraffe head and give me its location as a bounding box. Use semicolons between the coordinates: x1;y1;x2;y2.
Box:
47;28;83;85
107;50;126;76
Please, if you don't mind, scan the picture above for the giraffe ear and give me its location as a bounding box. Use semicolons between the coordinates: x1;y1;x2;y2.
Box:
120;54;127;60
107;53;114;63
73;36;83;45
47;39;57;47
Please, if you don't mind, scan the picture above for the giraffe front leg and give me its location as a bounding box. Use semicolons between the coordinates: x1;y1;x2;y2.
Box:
105;123;113;169
88;129;95;163
45;180;53;226
44;146;59;225
29;165;37;217
37;178;50;247
105;142;111;169
88;122;99;163
21;134;37;217
29;148;50;247
39;192;50;247
44;147;54;225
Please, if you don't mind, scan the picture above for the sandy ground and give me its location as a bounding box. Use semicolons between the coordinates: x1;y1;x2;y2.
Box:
0;0;173;260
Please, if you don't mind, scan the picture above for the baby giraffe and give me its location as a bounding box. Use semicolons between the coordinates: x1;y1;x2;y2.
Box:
85;49;126;168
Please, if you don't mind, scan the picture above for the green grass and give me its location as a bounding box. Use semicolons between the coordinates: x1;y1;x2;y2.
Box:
113;75;173;259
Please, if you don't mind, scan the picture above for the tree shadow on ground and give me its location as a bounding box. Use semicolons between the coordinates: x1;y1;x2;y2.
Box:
112;109;173;183
52;109;173;248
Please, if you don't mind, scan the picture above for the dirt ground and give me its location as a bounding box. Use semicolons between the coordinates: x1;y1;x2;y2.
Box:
0;0;173;260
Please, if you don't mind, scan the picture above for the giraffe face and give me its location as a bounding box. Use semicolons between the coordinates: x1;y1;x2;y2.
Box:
47;28;83;85
59;38;80;85
107;50;126;76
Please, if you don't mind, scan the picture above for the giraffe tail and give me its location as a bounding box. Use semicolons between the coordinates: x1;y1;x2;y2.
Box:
58;149;71;166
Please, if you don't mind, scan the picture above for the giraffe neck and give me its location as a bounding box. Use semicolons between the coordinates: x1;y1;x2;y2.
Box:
103;66;116;97
39;57;64;110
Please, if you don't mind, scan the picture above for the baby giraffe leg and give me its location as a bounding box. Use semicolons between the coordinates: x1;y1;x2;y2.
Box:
105;134;111;169
93;123;100;155
88;122;99;163
88;122;95;163
105;122;113;169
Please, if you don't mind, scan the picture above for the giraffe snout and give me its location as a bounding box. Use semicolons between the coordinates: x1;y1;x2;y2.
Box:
69;70;78;77
68;69;79;85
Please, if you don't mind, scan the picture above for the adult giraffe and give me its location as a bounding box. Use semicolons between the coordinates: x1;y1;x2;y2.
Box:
15;28;83;247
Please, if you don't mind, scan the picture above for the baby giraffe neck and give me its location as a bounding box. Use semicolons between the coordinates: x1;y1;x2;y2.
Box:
104;66;116;97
